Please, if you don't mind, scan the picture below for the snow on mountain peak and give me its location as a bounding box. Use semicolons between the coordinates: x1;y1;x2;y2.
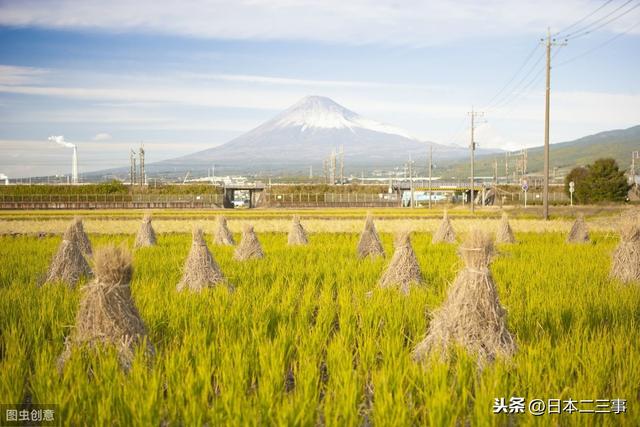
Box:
266;95;417;140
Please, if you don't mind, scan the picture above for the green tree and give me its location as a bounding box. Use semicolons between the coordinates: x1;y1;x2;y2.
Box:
564;166;589;203
584;158;629;202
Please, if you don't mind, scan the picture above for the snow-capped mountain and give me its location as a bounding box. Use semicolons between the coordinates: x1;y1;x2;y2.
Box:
261;96;416;139
154;96;499;173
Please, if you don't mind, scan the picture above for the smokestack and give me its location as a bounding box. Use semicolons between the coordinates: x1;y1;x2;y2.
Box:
48;136;78;185
72;146;78;184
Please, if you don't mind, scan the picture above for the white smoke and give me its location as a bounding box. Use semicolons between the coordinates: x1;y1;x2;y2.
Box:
48;135;75;148
0;173;7;179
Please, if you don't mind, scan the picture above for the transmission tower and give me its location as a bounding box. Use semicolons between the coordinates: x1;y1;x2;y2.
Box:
130;149;137;187
139;144;145;186
330;149;336;185
339;145;344;184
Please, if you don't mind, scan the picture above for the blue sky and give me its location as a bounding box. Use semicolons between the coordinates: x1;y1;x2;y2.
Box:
0;0;639;178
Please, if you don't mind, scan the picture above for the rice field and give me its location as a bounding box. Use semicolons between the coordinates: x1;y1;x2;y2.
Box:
1;213;639;426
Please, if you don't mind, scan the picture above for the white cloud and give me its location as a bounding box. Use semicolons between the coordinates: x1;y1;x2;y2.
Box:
0;65;47;85
92;132;112;141
0;83;300;110
0;0;638;45
0;60;638;156
185;73;444;91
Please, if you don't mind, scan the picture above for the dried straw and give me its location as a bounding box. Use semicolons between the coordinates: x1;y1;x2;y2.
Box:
234;224;264;260
413;230;515;367
567;214;589;243
495;212;516;244
357;213;385;259
287;215;309;246
71;216;92;256
45;223;92;287
378;232;423;294
213;215;235;246
432;210;456;243
57;245;153;372
134;213;157;248
610;215;640;283
177;228;226;292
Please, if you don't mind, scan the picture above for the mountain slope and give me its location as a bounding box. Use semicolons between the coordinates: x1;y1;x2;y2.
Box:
151;96;499;174
438;125;640;179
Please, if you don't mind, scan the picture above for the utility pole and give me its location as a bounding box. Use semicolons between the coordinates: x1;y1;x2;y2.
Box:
468;108;483;213
542;27;566;220
428;144;433;209
493;158;498;187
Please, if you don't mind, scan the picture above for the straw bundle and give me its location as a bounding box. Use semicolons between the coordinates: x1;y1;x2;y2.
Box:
234;224;264;260
213;215;235;246
134;213;157;248
567;214;589;243
432;210;456;243
287;215;309;246
71;217;92;256
413;230;515;366
57;245;153;372
378;232;423;294
357;213;385;259
45;223;92;287
611;215;640;283
177;228;226;292
495;212;516;244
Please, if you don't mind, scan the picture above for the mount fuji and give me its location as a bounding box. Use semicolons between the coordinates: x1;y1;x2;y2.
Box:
152;96;500;174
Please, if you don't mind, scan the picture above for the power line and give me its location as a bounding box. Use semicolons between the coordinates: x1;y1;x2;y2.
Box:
564;0;639;40
442;116;468;145
482;1;628;113
494;46;565;120
493;72;544;118
486;51;546;112
553;0;615;36
481;43;540;110
557;20;640;66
